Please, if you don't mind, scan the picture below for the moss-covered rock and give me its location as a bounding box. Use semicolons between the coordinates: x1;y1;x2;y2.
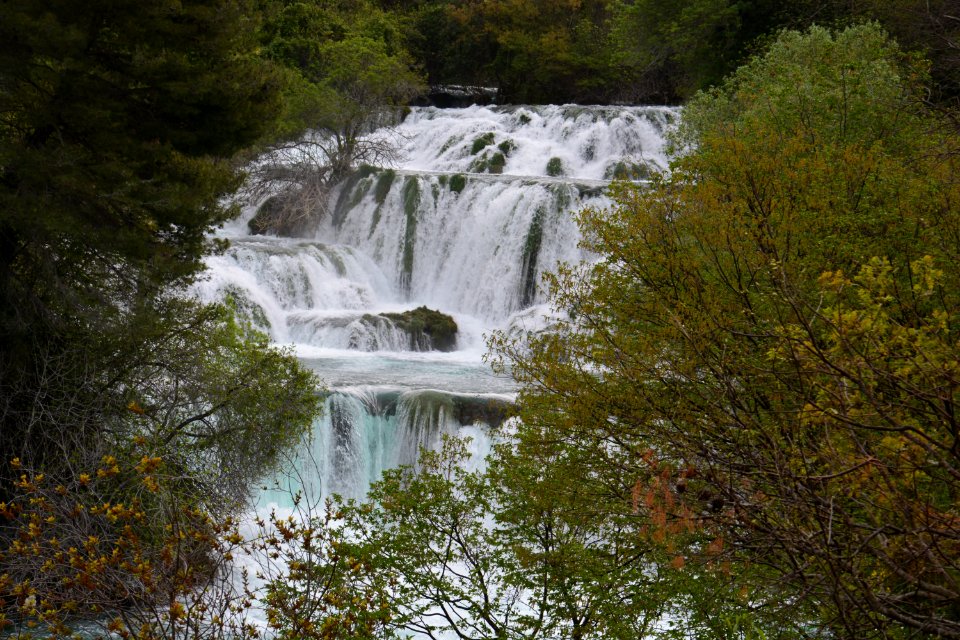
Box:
222;285;270;331
449;173;467;193
520;207;546;308
452;394;513;429
332;167;377;227
374;169;396;205
471;151;507;174
546;157;565;177
381;306;458;351
488;152;506;174
470;132;495;154
400;178;420;295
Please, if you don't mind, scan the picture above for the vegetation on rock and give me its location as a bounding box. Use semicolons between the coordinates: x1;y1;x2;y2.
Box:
381;306;458;352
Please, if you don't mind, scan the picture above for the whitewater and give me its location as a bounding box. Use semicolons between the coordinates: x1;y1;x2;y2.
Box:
197;103;678;502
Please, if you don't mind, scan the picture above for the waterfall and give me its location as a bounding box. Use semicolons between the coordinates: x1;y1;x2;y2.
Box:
200;104;678;501
260;388;509;504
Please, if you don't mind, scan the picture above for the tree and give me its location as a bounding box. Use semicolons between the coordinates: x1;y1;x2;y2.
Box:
263;434;801;640
440;0;620;104
0;0;282;328
247;0;423;235
494;24;960;638
609;0;743;102
0;0;322;632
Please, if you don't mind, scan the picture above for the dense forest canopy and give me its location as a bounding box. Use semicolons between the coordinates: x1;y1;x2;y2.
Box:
1;0;959;639
383;0;960;104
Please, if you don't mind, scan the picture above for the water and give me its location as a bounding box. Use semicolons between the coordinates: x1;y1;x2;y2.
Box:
198;104;678;502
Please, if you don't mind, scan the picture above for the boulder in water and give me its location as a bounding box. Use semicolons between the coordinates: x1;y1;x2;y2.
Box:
380;306;458;352
452;395;512;429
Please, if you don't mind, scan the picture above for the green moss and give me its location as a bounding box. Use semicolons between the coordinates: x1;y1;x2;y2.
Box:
356;164;379;179
349;179;371;209
449;174;467;193
551;183;571;211
437;174;448;187
381;306;458;351
374;169;396;205
471;152;506;174
517;113;532;125
439;136;458;155
497;139;516;155
520;207;546;308
325;250;346;277
401;178;420;294
470;132;495;155
332;169;372;227
488;152;506;174
546;157;565;177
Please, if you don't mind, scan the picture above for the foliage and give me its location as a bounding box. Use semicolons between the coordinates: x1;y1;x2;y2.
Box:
252;500;396;640
380;306;458;352
609;0;742;101
493;24;960;638
443;0;619;104
0;453;252;640
0;0;322;633
264;436;708;640
0;0;282;337
387;0;960;105
261;431;814;639
244;0;424;235
0;299;321;635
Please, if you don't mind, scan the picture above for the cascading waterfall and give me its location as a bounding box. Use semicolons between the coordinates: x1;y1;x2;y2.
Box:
199;104;677;503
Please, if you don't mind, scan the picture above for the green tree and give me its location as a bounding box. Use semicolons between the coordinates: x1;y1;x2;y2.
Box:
0;0;282;327
264;435;799;640
0;0;322;632
495;24;960;638
443;0;619;104
247;0;423;234
609;0;742;101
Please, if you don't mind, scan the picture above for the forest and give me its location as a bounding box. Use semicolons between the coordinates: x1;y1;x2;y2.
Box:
1;0;959;639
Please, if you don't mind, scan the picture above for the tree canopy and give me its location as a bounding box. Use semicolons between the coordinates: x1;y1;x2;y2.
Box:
0;1;322;635
494;23;960;638
387;0;960;105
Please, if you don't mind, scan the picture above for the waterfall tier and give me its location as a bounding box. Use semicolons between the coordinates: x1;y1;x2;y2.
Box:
260;388;509;504
200;104;678;499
